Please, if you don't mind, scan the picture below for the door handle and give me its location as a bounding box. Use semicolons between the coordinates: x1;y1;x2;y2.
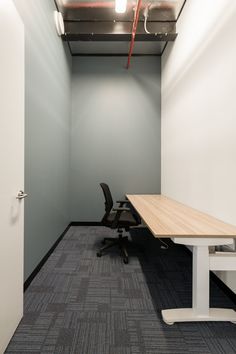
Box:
16;190;28;200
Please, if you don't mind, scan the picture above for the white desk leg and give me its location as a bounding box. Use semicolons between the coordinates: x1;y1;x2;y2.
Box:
162;238;236;325
193;245;209;316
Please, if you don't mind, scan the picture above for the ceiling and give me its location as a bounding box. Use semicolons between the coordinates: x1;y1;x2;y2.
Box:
55;0;186;55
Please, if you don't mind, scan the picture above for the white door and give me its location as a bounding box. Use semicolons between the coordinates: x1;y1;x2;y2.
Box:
0;1;25;353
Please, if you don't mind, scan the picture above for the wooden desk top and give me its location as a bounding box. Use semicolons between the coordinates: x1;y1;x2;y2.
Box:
126;194;236;238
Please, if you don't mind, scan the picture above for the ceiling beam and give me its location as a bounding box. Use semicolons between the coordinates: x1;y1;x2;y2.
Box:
63;21;177;41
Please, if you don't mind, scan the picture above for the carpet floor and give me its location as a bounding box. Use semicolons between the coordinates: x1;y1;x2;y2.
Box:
6;226;236;354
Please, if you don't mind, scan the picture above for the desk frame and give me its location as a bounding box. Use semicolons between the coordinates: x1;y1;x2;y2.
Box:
162;237;236;325
127;194;236;325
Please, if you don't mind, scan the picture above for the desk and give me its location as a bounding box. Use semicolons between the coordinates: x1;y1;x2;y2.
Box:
126;194;236;325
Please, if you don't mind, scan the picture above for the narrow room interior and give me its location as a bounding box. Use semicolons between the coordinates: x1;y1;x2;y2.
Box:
1;0;236;353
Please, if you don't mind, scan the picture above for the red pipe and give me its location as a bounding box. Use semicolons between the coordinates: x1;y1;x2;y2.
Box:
126;0;142;69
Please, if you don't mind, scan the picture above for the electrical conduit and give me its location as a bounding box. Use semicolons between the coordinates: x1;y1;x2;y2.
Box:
126;0;142;69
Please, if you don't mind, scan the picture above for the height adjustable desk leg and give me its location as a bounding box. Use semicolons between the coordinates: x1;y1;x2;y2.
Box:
193;245;209;316
162;238;236;325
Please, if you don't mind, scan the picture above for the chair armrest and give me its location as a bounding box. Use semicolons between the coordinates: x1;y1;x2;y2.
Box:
112;207;130;212
116;200;131;207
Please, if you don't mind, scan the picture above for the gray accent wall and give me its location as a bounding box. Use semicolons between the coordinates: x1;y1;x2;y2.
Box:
13;0;72;280
70;57;161;221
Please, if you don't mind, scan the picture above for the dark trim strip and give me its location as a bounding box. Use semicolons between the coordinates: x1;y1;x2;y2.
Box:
24;224;71;291
161;42;168;56
71;53;161;57
64;19;177;24
63;34;177;42
176;0;187;22
70;221;102;226
24;223;235;305
161;0;186;56
67;41;73;56
53;0;59;12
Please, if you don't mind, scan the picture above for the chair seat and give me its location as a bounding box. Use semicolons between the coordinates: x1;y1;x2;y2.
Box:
105;211;137;227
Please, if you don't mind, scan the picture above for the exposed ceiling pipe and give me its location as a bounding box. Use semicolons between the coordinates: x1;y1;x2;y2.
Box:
126;0;142;69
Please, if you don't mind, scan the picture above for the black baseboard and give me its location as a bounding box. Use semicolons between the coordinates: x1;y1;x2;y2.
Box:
23;222;101;290
24;223;236;305
70;221;102;226
24;223;72;291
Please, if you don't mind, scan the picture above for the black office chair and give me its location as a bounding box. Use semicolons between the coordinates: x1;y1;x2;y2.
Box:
97;183;141;264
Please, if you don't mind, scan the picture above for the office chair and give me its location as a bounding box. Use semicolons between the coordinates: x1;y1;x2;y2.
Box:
97;183;141;264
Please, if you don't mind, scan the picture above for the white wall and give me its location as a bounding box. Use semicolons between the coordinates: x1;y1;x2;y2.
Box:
162;0;236;292
70;57;161;221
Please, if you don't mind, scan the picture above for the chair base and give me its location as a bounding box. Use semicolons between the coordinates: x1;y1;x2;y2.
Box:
97;234;129;264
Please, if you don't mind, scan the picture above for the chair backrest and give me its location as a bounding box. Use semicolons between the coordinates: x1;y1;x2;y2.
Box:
100;183;113;214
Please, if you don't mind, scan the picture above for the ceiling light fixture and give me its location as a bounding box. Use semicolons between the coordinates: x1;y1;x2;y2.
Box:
115;0;127;13
54;11;65;36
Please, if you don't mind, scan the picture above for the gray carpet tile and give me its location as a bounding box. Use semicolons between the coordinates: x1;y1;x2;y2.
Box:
5;226;236;354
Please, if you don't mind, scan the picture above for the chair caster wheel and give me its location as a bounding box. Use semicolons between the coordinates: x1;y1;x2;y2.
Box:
97;252;102;257
123;257;129;264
